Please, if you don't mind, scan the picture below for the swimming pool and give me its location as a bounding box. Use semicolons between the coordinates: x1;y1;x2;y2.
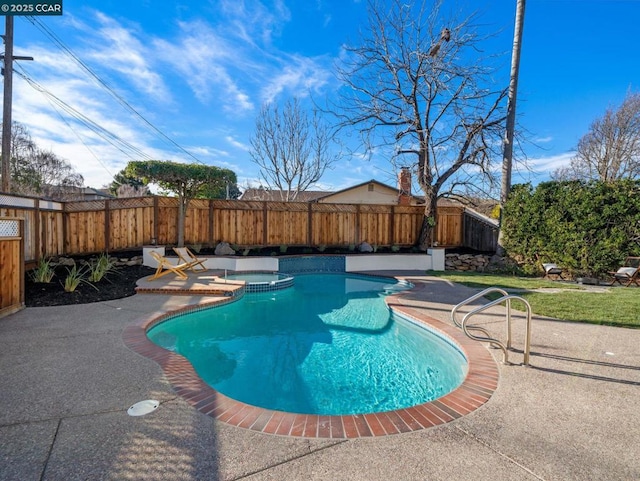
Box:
148;273;468;416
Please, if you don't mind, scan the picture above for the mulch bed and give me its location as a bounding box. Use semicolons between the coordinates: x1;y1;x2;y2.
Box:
25;264;155;307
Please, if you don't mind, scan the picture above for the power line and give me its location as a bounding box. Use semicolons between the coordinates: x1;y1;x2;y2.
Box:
15;65;155;162
21;15;206;165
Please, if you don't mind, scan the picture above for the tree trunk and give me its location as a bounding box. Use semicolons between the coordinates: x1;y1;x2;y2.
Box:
418;194;438;251
177;196;188;247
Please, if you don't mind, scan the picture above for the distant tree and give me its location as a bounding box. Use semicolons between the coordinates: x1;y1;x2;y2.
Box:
196;176;240;200
108;169;149;197
124;160;236;246
249;98;337;201
8;122;84;198
115;183;149;198
332;0;508;249
554;92;640;183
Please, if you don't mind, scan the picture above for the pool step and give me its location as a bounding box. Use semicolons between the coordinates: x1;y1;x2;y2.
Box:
135;273;246;297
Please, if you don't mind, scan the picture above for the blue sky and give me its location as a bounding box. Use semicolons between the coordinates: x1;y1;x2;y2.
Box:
10;0;640;194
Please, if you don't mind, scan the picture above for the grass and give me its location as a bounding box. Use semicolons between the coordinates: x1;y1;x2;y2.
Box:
429;271;640;328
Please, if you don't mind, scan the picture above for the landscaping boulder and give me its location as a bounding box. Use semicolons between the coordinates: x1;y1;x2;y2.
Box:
215;242;236;256
358;242;374;253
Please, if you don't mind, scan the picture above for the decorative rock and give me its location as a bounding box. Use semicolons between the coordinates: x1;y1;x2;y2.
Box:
215;242;236;256
445;253;491;272
54;257;76;267
358;242;374;253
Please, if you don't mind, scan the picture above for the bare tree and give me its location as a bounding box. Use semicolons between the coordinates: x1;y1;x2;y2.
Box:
250;98;337;201
8;122;84;198
333;0;507;248
554;92;640;183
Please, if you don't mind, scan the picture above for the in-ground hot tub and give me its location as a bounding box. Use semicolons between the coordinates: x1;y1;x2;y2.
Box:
220;271;294;292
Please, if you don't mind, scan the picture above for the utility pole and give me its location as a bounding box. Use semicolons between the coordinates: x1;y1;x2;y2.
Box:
1;15;13;192
1;16;32;193
497;0;526;255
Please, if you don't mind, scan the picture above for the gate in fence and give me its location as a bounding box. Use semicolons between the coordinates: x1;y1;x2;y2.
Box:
0;217;25;318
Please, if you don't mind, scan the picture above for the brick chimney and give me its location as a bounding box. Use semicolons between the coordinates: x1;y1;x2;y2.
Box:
398;167;412;205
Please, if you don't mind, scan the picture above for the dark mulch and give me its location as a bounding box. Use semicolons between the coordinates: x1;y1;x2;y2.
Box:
25;264;155;307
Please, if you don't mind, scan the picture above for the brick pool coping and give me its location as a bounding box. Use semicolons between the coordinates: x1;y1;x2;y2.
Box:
122;282;499;439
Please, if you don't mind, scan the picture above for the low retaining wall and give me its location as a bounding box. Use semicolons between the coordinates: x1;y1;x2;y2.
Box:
142;247;444;273
445;253;491;272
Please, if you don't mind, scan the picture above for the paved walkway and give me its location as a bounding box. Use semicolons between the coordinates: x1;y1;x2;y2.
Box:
1;273;639;480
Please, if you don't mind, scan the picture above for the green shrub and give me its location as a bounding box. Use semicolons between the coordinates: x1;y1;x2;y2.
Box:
502;180;640;276
31;258;55;283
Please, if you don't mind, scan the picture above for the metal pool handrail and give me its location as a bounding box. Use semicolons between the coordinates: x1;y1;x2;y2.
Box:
451;288;532;366
450;287;511;346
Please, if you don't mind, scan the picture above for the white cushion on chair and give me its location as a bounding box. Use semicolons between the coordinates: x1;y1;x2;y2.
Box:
543;263;561;274
616;267;637;277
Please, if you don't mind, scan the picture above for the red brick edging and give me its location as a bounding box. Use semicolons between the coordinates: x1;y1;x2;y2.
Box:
122;286;499;438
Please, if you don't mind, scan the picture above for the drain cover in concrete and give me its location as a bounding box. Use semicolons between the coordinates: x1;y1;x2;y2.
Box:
127;399;159;416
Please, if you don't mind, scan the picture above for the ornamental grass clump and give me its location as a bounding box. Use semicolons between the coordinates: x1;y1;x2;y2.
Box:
31;258;55;283
88;253;117;282
63;265;96;293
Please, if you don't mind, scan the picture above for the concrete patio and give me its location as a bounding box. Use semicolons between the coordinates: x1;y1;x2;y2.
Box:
1;273;638;480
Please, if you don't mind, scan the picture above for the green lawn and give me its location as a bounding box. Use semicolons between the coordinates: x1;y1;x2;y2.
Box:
428;271;640;328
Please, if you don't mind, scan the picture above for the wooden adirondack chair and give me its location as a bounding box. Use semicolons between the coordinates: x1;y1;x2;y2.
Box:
608;257;640;287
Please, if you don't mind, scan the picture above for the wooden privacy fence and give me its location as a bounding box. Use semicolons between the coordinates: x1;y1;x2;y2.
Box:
0;194;497;263
0;217;25;318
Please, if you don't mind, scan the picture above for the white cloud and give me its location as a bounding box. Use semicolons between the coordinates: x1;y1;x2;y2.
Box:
261;55;332;104
87;13;169;101
226;136;251;151
528;152;574;173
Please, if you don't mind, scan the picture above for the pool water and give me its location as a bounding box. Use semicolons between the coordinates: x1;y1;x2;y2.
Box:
148;273;468;415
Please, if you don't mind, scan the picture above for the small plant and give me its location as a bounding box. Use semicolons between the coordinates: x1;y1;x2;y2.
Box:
242;248;251;256
279;245;288;254
318;245;326;253
189;243;203;253
62;265;96;293
348;244;356;252
88;253;116;282
391;245;400;252
31;258;55;283
373;245;378;253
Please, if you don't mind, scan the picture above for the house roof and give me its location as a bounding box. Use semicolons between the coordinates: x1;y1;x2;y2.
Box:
240;179;424;203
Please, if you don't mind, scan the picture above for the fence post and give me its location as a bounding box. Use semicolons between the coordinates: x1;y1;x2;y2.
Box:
208;199;215;247
62;201;69;255
307;203;313;247
104;199;111;253
153;196;159;245
262;201;268;246
355;204;361;246
389;206;395;246
34;198;41;263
